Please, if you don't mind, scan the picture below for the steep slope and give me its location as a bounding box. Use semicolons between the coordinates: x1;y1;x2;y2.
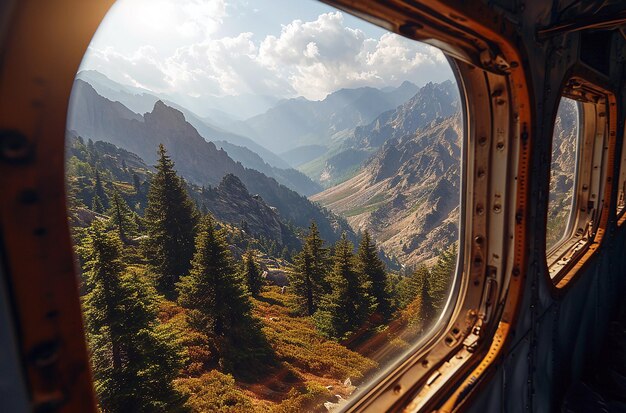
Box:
302;81;460;186
67;80;351;242
348;80;459;149
202;174;290;245
231;82;419;153
312;87;463;267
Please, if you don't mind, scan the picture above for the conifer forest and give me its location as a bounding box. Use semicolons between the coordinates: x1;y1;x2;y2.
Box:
67;137;456;412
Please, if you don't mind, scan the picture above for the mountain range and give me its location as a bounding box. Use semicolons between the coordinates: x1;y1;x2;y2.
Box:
67;80;351;243
227;81;420;154
76;71;289;170
69;71;470;269
312;82;462;267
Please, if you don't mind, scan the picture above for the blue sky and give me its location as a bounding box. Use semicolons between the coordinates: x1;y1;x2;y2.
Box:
82;0;453;100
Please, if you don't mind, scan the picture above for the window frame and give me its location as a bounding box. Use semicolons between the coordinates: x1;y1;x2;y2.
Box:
0;0;535;412
546;75;617;289
616;123;626;223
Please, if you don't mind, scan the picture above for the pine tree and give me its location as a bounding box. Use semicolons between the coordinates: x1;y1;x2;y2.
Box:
399;265;433;329
429;244;457;314
290;222;330;316
357;231;392;321
87;138;95;161
177;215;268;372
94;169;109;209
133;173;141;193
81;221;186;413
107;190;138;244
143;144;198;296
242;249;262;296
92;194;105;214
314;233;373;340
67;178;82;227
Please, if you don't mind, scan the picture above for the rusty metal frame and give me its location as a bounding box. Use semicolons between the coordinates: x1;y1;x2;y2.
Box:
0;1;115;412
616;124;626;223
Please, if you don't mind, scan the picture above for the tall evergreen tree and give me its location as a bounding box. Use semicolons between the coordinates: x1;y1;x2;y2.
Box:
67;179;82;227
290;221;330;316
94;169;109;209
429;244;457;313
399;265;433;329
314;234;373;340
107;190;138;244
177;215;268;372
242;249;262;296
92;194;105;214
82;221;186;413
357;231;392;321
200;202;209;216
132;173;141;193
143;144;198;296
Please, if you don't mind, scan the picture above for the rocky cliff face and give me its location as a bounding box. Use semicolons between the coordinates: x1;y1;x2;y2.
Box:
305;81;460;186
312;82;462;268
348;80;459;150
203;174;287;245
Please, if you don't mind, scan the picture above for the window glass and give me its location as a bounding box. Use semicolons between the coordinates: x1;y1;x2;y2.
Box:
66;1;463;411
546;97;579;250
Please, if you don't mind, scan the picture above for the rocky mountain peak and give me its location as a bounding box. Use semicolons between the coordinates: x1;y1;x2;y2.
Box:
143;100;195;130
312;86;462;267
219;173;248;195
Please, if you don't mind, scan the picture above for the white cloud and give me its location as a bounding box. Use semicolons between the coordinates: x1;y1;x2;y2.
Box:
83;10;452;101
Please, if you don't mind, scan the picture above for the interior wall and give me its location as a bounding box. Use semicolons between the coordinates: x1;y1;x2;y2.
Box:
466;0;626;409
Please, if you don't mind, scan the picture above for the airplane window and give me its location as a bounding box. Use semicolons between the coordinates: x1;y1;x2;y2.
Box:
65;0;462;411
546;86;611;282
546;97;579;251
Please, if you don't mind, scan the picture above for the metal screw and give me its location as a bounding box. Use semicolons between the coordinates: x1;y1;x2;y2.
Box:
0;130;32;163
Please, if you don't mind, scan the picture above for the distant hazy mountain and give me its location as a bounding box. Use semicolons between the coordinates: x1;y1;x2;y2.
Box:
347;81;459;149
279;145;328;168
76;70;278;123
67;80;352;243
229;81;420;153
312;82;462;267
76;71;289;169
213;140;322;196
302;81;460;186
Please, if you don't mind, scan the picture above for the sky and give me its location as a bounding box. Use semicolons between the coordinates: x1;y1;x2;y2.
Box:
80;0;453;101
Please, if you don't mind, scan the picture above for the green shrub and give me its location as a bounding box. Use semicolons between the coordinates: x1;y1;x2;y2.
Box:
175;371;254;413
